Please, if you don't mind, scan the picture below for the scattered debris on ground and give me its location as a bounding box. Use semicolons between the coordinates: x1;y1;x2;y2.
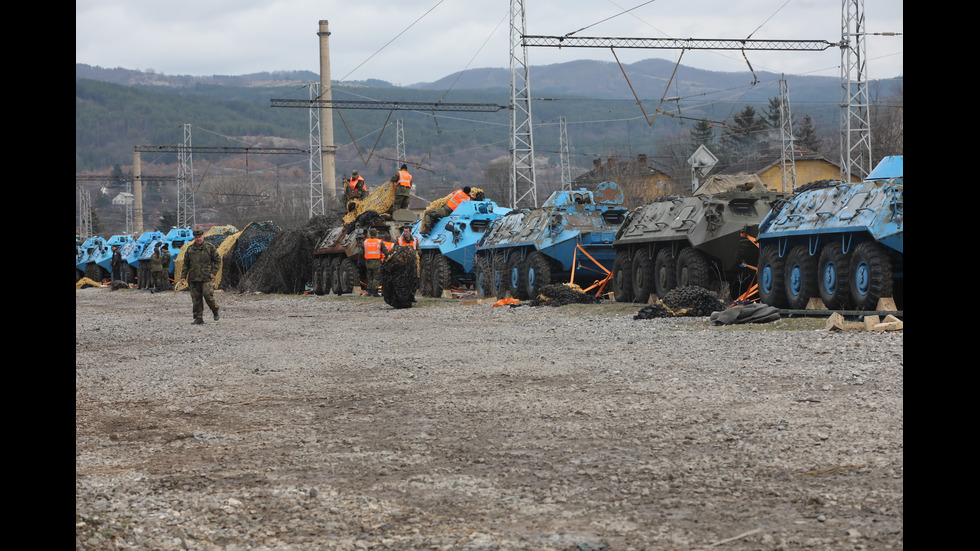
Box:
634;286;726;319
526;283;600;307
709;302;781;325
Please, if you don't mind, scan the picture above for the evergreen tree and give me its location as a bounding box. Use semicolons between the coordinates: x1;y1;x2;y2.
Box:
719;105;769;166
796;115;821;153
690;119;714;152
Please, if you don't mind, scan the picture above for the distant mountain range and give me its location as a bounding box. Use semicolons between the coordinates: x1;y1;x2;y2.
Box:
76;61;901;103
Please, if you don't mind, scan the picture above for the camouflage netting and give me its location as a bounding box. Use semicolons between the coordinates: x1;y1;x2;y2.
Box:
344;181;397;224
345;210;389;234
526;283;601;307
235;215;342;294
633;286;726;319
380;245;420;309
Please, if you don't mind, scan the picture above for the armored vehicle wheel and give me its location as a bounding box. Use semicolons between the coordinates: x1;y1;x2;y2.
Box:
676;247;717;292
76;268;84;283
85;263;107;283
817;243;852;310
418;252;434;297
432;254;453;297
475;258;494;298
507;253;528;300
849;241;893;311
784;246;818;310
330;257;344;295
337;257;358;295
630;249;655;303
137;261;151;289
612;251;634;303
523;252;551;300
121;263;136;285
312;259;325;295
758;245;787;308
492;254;509;299
654;248;677;298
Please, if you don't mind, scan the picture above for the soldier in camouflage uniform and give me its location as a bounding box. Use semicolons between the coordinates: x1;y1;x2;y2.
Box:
179;229;222;324
159;244;172;290
150;244;165;291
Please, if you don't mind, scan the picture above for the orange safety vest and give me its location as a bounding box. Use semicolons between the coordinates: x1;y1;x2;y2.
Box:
447;189;470;210
397;169;413;188
397;235;416;248
363;238;383;259
349;175;364;189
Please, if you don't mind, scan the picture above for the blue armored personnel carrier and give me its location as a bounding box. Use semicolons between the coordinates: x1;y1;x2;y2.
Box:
414;198;511;297
76;236;108;282
756;156;903;311
474;182;628;300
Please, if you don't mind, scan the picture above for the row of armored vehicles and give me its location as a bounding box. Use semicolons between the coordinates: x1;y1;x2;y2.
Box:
324;155;903;311
76;227;194;287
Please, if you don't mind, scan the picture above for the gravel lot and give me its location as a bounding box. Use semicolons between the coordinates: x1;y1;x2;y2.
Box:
76;287;903;551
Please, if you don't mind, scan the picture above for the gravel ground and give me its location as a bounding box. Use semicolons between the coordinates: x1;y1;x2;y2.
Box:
76;287;903;551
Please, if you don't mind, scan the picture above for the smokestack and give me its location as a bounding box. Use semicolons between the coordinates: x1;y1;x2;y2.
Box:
318;20;337;202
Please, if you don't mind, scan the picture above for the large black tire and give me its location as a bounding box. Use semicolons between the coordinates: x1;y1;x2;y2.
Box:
76;268;84;283
654;248;677;298
523;251;551;300
137;261;152;289
475;258;495;298
817;243;852;310
676;247;717;292
330;257;344;295
85;263;107;283
492;253;509;299
432;254;453;297
337;257;358;295
418;252;434;297
849;241;893;311
631;249;655;303
757;245;787;308
784;245;818;310
121;263;137;285
312;258;326;295
506;252;528;300
611;251;634;303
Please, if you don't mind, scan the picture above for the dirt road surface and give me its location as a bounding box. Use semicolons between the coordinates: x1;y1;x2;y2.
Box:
76;287;903;550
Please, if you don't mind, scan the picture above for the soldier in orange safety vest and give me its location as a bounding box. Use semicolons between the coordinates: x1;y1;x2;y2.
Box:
421;186;471;236
396;225;418;250
392;164;413;211
362;228;389;297
344;170;367;202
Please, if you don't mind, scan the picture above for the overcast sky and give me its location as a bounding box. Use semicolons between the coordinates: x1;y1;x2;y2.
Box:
76;0;903;86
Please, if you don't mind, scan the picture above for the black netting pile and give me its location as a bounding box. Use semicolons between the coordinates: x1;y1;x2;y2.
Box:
380;245;419;309
527;283;601;307
234;215;341;294
634;286;726;319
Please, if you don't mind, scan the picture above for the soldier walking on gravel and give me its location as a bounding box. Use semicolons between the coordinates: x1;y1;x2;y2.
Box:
362;229;389;297
159;243;172;290
179;229;221;324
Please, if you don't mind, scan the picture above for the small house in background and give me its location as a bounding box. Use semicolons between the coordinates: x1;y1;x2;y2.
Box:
715;150;858;193
573;154;678;207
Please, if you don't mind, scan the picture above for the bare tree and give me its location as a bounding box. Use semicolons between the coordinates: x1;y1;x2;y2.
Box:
204;175;271;230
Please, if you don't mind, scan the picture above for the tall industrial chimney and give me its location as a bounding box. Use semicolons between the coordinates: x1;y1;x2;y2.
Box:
318;20;337;202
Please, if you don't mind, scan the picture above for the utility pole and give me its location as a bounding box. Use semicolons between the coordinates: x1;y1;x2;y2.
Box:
396;119;406;167
510;0;538;208
840;0;872;182
778;77;797;192
177;123;195;229
559;116;571;191
308;83;325;217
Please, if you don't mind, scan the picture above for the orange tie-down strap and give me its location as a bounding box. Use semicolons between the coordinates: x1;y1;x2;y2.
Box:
570;243;612;298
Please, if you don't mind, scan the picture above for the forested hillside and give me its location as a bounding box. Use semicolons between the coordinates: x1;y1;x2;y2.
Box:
76;63;901;234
